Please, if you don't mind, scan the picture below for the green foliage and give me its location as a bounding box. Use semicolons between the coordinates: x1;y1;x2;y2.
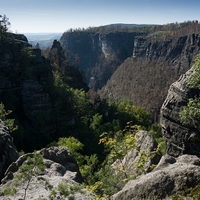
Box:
107;99;151;129
80;153;99;180
148;123;166;155
49;189;57;199
3;187;17;196
99;130;136;164
186;184;200;199
93;122;151;197
0;21;160;197
50;182;85;199
69;88;93;115
180;97;200;127
132;106;151;127
172;183;200;199
58;97;155;198
0;14;10;41
0;102;18;132
179;55;200;127
57;182;70;196
20;47;36;80
186;55;200;89
16;152;45;199
58;137;84;156
57;136;99;180
68;196;75;200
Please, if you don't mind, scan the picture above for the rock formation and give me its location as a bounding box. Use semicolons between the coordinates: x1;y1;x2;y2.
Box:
160;67;200;157
0;146;92;200
112;154;200;200
49;40;89;91
0;119;19;182
111;130;161;177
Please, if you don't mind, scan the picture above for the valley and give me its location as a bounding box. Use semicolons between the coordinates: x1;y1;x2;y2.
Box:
1;19;200;199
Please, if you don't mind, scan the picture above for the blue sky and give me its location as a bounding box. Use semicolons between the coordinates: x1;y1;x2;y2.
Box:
1;0;200;33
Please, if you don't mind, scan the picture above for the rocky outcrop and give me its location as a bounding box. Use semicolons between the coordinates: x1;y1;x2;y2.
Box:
0;120;19;182
0;146;92;200
49;40;89;91
160;67;200;157
112;154;200;200
111;131;161;177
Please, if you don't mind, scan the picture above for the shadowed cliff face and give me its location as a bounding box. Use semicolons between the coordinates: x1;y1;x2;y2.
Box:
0;119;19;182
0;35;88;152
99;34;200;120
60;31;144;90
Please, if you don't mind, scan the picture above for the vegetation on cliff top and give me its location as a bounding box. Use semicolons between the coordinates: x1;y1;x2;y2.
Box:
180;55;200;128
64;20;200;39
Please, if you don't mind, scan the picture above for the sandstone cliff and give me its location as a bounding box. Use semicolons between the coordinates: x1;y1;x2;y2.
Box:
60;31;144;90
100;34;200;119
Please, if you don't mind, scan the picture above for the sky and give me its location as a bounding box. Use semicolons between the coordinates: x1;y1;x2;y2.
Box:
1;0;200;34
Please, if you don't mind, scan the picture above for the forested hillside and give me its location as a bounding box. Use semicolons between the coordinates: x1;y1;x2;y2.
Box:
60;21;200;120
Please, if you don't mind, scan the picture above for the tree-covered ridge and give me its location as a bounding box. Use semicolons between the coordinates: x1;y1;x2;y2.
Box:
64;20;200;37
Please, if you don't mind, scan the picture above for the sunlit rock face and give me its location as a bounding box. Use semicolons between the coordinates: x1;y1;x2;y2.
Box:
112;154;200;200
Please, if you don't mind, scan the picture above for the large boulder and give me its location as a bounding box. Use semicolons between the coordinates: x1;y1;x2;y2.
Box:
0;146;92;200
0;119;19;182
160;67;200;157
112;154;200;200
